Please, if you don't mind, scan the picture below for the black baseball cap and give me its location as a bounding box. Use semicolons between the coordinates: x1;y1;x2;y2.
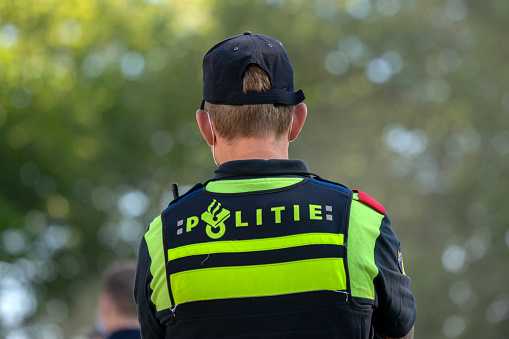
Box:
201;31;305;109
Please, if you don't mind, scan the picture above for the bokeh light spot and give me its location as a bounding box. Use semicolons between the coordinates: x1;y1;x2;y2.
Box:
19;163;40;187
10;86;32;109
0;24;20;48
486;294;509;324
413;156;441;194
6;323;64;339
121;52;145;80
381;51;403;74
0;270;37;329
426;79;450;103
456;128;481;154
324;51;349;76
118;190;149;217
103;39;128;64
339;36;372;66
365;59;392;83
25;210;47;234
444;0;468;21
118;218;143;243
74;136;101;160
464;227;491;262
443;315;466;338
449;281;472;305
442;245;467;273
2;229;29;256
81;53;106;79
142;0;166;5
39;225;72;254
46;194;71;219
34;176;57;199
346;0;373;19
444;128;481;157
383;124;428;157
150;131;175;155
490;131;509;155
313;0;340;19
57;20;82;45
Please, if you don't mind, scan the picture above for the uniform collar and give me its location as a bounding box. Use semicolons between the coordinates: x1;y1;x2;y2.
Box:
212;159;310;181
107;329;141;339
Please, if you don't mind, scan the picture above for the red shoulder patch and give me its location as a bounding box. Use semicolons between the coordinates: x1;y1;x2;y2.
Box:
353;190;386;215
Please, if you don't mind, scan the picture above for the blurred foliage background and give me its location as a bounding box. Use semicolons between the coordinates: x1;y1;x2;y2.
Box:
1;0;508;338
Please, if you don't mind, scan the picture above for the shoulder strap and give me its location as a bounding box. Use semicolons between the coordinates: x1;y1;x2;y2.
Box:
352;190;386;215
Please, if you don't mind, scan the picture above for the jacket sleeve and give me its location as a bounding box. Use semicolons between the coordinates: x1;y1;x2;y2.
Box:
371;214;417;338
134;234;167;339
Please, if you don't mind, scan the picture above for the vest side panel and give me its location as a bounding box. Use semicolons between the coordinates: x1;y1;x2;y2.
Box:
144;215;172;312
348;193;384;301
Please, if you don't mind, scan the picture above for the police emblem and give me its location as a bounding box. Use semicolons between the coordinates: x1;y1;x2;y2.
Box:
201;199;230;239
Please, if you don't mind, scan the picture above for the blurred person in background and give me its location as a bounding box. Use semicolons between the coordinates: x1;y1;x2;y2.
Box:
89;261;141;339
135;32;416;338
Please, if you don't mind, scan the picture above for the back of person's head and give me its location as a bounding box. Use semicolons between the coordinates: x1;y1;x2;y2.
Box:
101;260;137;318
201;32;305;142
204;64;294;141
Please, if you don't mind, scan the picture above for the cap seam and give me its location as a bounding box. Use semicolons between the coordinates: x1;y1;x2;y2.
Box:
247;35;258;59
244;35;262;94
250;35;273;88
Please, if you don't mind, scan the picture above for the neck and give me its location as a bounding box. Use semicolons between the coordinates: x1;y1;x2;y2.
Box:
215;136;289;164
104;316;140;334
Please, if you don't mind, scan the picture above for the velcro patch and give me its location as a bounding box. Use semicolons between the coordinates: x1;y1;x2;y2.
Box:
353;190;386;215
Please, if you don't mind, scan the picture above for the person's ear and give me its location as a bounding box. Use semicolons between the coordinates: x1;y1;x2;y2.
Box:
289;103;307;142
196;109;214;146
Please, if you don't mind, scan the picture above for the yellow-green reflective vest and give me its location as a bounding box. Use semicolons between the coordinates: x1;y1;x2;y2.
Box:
147;177;379;338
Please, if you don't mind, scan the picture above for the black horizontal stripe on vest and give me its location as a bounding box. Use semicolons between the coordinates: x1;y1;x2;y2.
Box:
168;244;344;275
173;290;349;318
168;291;369;339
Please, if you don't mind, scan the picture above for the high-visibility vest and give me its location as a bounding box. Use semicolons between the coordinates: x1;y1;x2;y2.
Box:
147;176;380;338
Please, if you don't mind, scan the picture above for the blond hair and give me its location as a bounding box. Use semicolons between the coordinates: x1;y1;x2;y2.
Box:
204;64;294;141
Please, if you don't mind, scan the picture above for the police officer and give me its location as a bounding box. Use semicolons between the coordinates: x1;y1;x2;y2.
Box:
134;32;416;339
